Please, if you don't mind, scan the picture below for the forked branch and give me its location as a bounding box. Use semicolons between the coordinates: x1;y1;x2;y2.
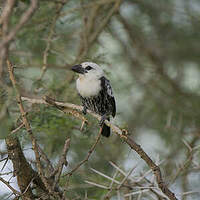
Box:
21;95;178;200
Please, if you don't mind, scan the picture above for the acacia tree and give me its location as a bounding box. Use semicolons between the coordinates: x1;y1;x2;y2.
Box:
0;0;200;200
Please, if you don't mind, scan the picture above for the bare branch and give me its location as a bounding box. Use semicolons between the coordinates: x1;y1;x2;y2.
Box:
21;96;178;200
124;189;149;197
64;127;102;176
88;0;121;44
117;164;137;190
39;0;68;80
53;138;70;188
104;169;118;199
0;0;16;26
44;95;88;125
0;177;21;196
90;168;120;184
11;123;25;134
7;60;61;199
0;0;38;50
5;135;45;198
84;180;109;190
75;0;122;63
0;0;16;78
62;129;102;199
37;145;54;175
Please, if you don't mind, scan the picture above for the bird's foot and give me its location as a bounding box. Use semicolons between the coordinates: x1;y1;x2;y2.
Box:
82;107;87;115
99;115;107;127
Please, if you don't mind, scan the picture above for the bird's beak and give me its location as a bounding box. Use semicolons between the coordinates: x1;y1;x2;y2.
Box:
71;65;85;74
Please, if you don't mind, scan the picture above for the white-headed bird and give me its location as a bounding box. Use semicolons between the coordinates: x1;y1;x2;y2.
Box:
71;62;116;137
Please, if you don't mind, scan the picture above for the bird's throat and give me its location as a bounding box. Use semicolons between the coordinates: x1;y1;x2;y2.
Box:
76;77;101;97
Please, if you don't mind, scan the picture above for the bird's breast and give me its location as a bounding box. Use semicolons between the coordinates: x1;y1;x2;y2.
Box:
76;77;101;97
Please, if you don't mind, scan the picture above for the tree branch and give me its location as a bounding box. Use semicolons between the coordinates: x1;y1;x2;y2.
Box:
5;135;45;199
21;96;178;200
0;0;16;78
53;138;70;188
0;0;38;50
38;0;68;80
0;177;21;197
7;60;61;199
65;128;102;177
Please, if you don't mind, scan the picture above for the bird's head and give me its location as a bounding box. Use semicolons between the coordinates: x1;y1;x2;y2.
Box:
71;62;104;79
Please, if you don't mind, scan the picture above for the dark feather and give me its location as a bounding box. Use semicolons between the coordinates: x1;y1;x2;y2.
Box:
101;118;110;137
79;76;116;137
100;76;116;117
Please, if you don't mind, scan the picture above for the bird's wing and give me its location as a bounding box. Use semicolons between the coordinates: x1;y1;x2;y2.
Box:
100;76;116;117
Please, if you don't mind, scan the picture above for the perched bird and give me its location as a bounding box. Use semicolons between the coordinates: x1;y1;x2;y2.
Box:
71;62;116;137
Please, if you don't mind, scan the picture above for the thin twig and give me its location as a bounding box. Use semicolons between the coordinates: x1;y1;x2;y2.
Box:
53;138;70;188
0;171;13;176
90;168;120;184
104;169;118;199
117;164;137;190
0;0;16;26
0;0;16;78
11;123;24;134
84;180;110;189
7;60;61;199
39;0;68;80
88;0;121;44
0;0;38;50
75;0;121;63
109;161;167;200
64;127;102;176
21;177;35;196
124;189;149;197
1;157;9;172
37;145;54;175
0;177;21;196
60;0;117;18
61;129;102;199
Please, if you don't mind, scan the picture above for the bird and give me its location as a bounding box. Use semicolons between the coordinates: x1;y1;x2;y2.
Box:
71;62;116;137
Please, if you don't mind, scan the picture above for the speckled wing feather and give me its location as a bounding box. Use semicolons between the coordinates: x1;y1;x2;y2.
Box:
100;76;116;118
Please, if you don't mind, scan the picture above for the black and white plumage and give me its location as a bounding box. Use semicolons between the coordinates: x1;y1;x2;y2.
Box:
71;62;116;137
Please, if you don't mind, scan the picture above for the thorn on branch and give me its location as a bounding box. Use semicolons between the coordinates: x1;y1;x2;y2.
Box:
21;95;178;200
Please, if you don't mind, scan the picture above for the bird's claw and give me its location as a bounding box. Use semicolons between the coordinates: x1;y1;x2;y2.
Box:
99;115;106;127
82;107;87;115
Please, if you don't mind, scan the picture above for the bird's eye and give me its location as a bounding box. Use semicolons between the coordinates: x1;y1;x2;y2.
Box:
85;66;93;71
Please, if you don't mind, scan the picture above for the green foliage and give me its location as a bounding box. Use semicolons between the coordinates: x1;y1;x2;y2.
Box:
29;105;77;155
1;0;200;199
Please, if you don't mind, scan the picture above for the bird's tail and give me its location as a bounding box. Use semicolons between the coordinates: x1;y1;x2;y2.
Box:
101;118;110;137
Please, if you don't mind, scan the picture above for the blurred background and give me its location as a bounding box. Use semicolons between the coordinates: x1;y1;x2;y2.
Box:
0;0;200;199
